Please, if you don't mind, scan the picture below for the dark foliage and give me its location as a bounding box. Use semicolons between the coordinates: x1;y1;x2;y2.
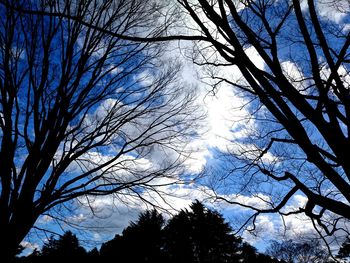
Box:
18;201;282;263
164;200;242;263
40;231;87;259
100;209;166;262
16;231;86;262
87;247;100;259
337;237;350;261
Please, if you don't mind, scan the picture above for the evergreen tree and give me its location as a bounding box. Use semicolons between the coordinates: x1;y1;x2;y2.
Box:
87;247;99;258
338;237;350;262
41;231;86;259
163;209;195;263
164;200;242;263
16;204;282;263
100;234;122;260
100;209;165;262
97;202;284;263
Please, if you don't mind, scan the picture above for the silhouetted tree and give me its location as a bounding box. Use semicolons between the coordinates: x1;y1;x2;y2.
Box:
0;0;200;259
163;208;199;262
100;234;123;261
100;209;166;262
266;239;328;263
87;247;99;259
41;231;86;259
240;242;286;263
338;237;350;262
164;200;242;263
99;201;277;262
240;242;278;263
21;202;280;263
266;240;295;263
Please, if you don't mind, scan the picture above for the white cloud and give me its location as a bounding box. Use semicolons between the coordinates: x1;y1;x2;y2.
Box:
53;183;211;237
281;61;306;92
168;45;265;169
20;241;40;255
182;140;212;173
250;214;276;238
317;0;350;24
20;241;40;251
64;184;283;241
343;23;350;32
36;214;54;224
299;0;349;24
319;63;350;90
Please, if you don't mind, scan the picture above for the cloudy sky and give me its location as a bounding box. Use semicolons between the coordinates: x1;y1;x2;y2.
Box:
21;0;350;254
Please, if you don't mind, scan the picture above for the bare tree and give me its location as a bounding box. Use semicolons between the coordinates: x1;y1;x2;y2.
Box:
0;0;201;259
166;0;350;246
266;239;329;263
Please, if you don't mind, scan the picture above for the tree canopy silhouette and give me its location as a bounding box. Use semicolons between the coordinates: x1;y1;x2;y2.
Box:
0;0;200;259
163;201;283;263
18;202;292;263
100;209;166;262
337;236;350;262
99;201;283;262
164;200;242;263
41;231;87;259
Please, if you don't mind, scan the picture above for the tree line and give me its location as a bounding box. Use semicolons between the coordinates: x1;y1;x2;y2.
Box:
17;201;282;263
15;201;350;263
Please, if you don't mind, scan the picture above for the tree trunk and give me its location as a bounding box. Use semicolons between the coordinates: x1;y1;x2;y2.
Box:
0;203;38;261
0;225;21;261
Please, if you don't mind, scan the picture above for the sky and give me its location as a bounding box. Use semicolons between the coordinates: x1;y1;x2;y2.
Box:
19;0;350;255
